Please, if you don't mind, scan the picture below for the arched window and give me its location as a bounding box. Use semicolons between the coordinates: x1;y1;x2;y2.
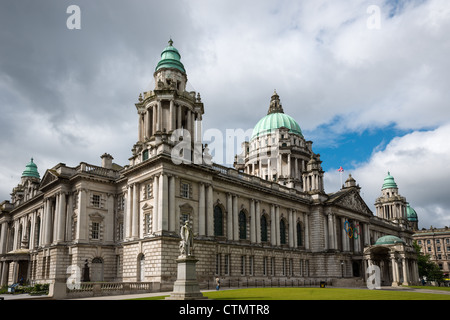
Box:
239;211;247;240
297;222;303;247
214;205;223;236
261;215;268;242
280;219;286;245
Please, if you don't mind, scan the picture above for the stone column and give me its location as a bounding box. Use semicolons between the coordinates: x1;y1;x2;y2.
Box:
402;256;410;285
250;199;256;243
304;213;310;250
0;262;9;286
126;185;132;239
169;175;176;232
132;183;139;239
328;213;334;250
206;184;214;237
293;210;298;248
341;217;348;251
53;194;60;243
391;254;399;286
232;194;239;241
157;100;162;132
152;104;157;135
56;192;66;243
153;176;159;234
45;198;53;245
270;205;276;246
76;190;87;243
0;222;7;254
66;193;73;242
227;193;233;240
353;220;359;253
169;100;175;132
177;104;182;129
288;209;294;248
158;174;168;232
255;201;261;244
198;183;206;236
187;110;192;136
275;206;280;246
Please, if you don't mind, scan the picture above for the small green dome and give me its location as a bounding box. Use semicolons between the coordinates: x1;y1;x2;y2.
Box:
22;158;40;179
406;204;418;222
155;39;186;74
382;172;398;190
375;235;405;245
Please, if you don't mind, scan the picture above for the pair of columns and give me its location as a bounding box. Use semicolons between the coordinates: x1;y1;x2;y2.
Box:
125;174;176;240
366;254;419;286
325;214;366;253
139;100;197;140
198;183;214;237
43;192;74;245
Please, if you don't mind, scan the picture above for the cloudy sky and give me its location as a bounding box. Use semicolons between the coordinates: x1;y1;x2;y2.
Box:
1;0;449;230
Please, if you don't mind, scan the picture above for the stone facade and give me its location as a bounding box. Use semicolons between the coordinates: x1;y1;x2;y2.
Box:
413;226;450;280
0;40;419;290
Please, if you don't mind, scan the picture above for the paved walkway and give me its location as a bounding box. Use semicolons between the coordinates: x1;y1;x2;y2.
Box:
1;286;450;300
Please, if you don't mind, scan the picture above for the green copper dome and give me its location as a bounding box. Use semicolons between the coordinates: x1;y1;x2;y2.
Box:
406;204;418;222
251;113;303;140
22;158;40;179
382;172;398;190
155;39;186;74
375;235;405;245
251;91;303;140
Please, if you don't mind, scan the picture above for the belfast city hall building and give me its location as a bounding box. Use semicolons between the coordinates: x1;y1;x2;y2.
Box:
0;40;420;292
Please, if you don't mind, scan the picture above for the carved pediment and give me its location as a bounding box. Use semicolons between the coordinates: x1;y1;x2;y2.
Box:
39;170;59;189
333;190;373;216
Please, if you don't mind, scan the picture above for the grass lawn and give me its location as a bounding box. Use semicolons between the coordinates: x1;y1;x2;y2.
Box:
204;287;450;300
132;287;450;300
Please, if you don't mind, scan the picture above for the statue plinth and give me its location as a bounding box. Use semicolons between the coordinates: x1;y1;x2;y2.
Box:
166;255;207;300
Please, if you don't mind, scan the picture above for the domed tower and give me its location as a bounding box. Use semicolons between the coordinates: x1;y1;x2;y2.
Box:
236;91;322;192
374;172;408;226
11;158;41;204
406;203;419;231
131;39;205;166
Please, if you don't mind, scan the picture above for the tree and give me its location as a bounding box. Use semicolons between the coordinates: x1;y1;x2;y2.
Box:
413;241;444;285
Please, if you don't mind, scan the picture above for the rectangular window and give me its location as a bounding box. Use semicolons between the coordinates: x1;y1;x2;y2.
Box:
91;222;100;239
145;213;152;234
146;183;152;199
181;182;190;199
143;149;149;161
92;194;100;208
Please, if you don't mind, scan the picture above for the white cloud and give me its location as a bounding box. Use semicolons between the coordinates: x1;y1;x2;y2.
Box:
325;124;450;229
1;0;450;230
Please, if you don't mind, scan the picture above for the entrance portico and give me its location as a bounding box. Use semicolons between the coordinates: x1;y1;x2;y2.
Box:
364;235;419;286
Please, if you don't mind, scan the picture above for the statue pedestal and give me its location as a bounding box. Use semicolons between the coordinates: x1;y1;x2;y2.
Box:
166;256;207;300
